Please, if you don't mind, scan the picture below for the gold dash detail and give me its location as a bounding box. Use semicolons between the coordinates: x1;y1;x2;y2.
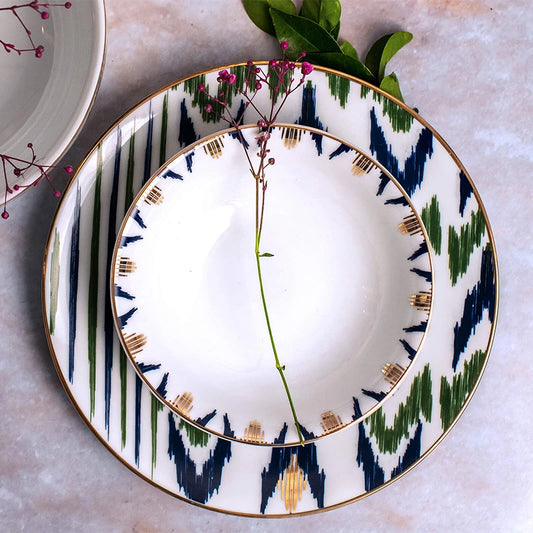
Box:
171;392;194;416
409;290;432;311
117;257;137;276
243;420;265;443
399;212;423;236
320;411;343;433
281;127;302;149
203;137;224;159
144;184;164;206
277;455;306;513
382;362;406;387
123;332;147;357
352;153;378;175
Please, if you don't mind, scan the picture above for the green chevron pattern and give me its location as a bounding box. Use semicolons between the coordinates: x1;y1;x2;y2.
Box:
159;92;168;166
49;228;60;336
184;74;223;123
151;395;164;476
87;143;103;420
367;364;432;454
421;195;442;255
268;63;291;104
440;350;487;431
179;419;210;447
184;65;257;122
448;209;486;285
360;84;414;133
327;72;351;107
120;348;127;448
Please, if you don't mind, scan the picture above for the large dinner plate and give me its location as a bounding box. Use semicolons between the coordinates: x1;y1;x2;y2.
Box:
42;63;498;516
0;0;105;207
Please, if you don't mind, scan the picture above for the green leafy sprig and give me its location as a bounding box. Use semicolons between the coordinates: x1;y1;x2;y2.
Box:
243;0;412;102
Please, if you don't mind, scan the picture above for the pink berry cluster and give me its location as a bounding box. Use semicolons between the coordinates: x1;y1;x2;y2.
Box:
198;41;313;127
1;143;73;219
0;2;72;57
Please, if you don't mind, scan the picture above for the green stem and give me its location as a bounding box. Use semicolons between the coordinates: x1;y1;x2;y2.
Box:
254;230;304;446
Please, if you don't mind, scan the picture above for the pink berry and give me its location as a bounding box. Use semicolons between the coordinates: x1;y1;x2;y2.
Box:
13;168;21;176
198;84;205;91
1;211;9;220
204;104;213;113
13;185;20;191
218;69;229;82
301;61;313;75
41;11;49;19
64;165;73;174
280;41;289;50
54;190;61;198
65;2;72;8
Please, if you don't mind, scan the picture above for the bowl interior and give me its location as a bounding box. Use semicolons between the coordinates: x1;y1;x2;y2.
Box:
112;125;433;446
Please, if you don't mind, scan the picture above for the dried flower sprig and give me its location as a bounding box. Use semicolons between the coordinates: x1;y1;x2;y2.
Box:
200;44;314;445
1;143;73;219
0;2;72;57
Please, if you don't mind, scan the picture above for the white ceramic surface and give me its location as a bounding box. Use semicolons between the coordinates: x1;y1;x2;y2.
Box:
0;1;105;204
112;125;432;445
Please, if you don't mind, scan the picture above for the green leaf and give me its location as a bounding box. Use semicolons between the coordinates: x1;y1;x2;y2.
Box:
364;31;413;82
380;72;405;102
259;252;275;257
330;19;340;40
242;0;297;36
340;40;358;60
300;0;341;34
269;8;341;60
305;51;376;83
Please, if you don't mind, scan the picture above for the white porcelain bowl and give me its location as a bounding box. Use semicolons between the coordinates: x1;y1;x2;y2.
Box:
111;125;433;446
0;1;105;209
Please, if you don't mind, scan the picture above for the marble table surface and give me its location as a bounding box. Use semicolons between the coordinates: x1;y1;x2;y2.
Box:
1;0;531;531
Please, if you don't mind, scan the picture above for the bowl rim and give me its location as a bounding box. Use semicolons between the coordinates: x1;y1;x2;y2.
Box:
109;122;435;447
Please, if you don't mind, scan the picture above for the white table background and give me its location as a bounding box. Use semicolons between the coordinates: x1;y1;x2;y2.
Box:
1;1;531;531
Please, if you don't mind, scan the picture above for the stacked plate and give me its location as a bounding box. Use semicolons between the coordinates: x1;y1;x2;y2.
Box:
42;63;498;516
0;1;105;208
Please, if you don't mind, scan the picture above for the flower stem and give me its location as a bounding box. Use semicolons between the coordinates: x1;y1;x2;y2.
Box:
254;229;304;446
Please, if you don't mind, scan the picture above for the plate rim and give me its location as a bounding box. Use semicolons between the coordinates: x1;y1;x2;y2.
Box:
41;61;500;517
